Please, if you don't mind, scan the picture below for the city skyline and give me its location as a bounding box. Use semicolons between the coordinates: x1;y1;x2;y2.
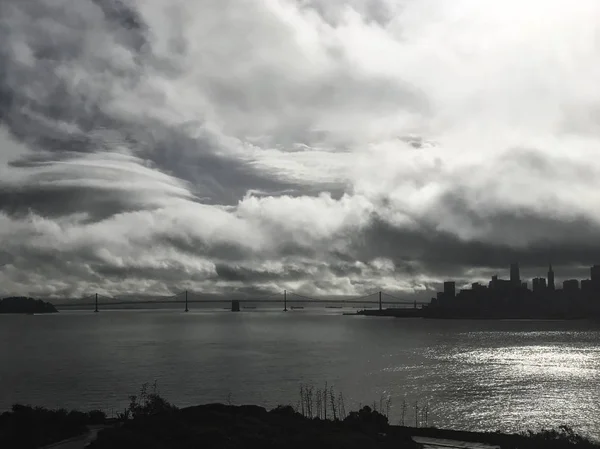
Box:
3;1;600;298
439;262;600;294
427;260;600;320
435;262;600;296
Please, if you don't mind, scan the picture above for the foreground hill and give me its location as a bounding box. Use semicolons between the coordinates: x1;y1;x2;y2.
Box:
91;403;417;449
89;403;600;449
0;297;58;314
2;398;598;449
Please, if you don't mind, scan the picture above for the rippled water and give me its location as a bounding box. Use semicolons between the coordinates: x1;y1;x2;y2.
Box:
1;309;600;438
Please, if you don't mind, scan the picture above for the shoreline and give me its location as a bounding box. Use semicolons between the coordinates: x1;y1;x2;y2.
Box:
354;308;598;320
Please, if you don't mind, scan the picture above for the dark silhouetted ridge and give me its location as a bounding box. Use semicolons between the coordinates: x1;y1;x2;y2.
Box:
91;403;416;449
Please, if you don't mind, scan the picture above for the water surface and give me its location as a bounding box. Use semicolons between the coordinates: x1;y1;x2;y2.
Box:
1;309;599;438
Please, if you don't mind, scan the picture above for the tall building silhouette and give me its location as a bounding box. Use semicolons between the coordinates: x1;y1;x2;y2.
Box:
582;279;593;294
548;263;555;291
591;265;600;286
510;263;520;286
563;279;579;293
443;281;456;299
532;277;547;293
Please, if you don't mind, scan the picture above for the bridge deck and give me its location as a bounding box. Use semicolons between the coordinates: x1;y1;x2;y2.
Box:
55;299;426;307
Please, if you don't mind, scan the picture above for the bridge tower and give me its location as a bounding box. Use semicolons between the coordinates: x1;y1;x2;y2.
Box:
185;290;189;312
379;291;382;311
284;290;287;312
94;293;99;313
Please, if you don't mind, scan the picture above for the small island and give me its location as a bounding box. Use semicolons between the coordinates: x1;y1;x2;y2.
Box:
0;297;58;314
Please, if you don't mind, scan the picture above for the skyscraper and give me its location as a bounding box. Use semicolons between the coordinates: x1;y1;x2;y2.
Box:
591;265;600;286
443;281;456;299
532;277;547;293
510;263;520;286
563;279;579;293
548;263;555;291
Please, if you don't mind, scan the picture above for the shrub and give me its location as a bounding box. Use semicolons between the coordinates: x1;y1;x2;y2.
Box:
126;382;178;420
0;404;88;449
523;426;597;448
343;406;388;434
88;410;107;424
270;405;300;418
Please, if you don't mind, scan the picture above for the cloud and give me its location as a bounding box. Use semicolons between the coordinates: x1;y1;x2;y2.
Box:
1;0;600;298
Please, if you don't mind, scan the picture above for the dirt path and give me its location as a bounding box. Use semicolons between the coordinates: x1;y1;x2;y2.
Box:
42;425;106;449
413;436;500;449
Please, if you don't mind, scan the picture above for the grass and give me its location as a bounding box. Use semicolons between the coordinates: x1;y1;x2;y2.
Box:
295;384;431;427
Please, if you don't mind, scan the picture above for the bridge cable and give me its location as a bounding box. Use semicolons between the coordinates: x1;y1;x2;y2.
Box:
381;292;410;302
287;291;322;302
242;291;284;301
344;291;381;302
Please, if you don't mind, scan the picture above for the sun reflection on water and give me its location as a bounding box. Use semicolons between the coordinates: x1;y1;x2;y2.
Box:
426;332;600;438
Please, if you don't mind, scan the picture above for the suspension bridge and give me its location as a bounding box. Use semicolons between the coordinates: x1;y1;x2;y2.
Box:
52;290;428;312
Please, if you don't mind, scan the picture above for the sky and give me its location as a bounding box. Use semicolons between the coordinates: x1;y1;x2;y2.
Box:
1;0;600;299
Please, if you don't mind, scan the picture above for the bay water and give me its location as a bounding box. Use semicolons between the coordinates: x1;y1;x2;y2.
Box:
1;309;599;438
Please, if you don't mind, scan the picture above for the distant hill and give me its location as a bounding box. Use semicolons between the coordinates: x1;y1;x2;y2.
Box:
0;297;58;314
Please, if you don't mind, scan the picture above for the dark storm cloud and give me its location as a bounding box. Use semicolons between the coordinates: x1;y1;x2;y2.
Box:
0;185;128;220
95;264;211;283
91;0;146;40
0;1;143;130
215;264;307;283
0;0;313;212
354;214;600;284
136;122;317;205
